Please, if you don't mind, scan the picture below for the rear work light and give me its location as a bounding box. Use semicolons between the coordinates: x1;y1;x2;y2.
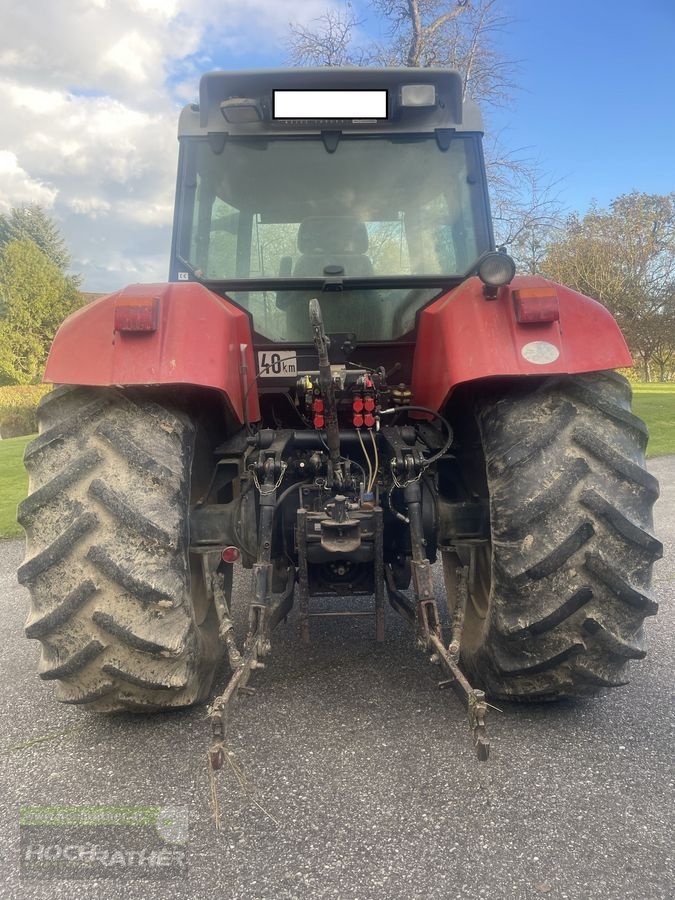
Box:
477;251;516;288
399;83;436;107
114;297;160;333
220;97;264;123
513;287;560;324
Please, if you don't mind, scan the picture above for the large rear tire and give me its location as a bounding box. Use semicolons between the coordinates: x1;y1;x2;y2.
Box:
456;372;662;701
18;386;224;712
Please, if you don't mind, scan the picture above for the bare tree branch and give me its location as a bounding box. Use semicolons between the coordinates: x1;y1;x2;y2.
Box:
286;1;563;280
406;0;423;66
424;1;468;41
287;7;366;67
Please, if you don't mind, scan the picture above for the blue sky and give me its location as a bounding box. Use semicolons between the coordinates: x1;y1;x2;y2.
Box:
199;0;675;215
0;0;672;291
489;0;675;212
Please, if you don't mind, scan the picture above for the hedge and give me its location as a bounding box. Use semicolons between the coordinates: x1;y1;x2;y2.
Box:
0;384;52;438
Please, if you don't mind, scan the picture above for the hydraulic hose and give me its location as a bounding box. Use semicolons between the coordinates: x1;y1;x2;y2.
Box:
379;405;453;468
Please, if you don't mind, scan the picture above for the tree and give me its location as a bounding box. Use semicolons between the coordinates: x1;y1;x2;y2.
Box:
289;1;514;108
0;204;71;272
287;1;561;253
0;240;82;384
288;5;365;67
542;192;675;381
487;147;562;261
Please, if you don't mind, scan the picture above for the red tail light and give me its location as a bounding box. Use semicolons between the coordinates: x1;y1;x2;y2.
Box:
114;296;160;332
221;546;240;564
513;288;560;324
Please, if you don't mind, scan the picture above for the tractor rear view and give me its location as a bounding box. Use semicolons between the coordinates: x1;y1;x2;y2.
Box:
18;69;661;761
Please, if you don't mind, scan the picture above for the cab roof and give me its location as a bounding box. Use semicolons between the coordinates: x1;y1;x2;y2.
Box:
178;67;483;138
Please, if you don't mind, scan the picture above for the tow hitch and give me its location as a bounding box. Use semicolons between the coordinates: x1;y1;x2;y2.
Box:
207;550;490;829
207;484;491;818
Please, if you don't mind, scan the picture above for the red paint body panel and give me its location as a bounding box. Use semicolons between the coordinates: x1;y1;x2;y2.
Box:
412;275;632;411
46;276;630;422
44;283;259;424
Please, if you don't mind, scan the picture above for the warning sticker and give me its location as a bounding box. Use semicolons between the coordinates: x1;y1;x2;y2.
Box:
520;341;560;365
257;350;298;377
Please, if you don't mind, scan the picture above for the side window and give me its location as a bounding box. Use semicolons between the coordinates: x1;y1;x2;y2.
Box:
208;197;239;278
245;219;300;340
367;217;410;274
404;195;456;274
189;172;210;273
188;177;240;279
250;219;299;277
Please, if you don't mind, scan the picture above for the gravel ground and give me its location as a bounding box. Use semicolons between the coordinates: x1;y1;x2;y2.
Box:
0;457;673;900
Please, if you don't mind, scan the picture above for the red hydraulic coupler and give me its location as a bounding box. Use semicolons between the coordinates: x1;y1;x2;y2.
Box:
312;397;325;429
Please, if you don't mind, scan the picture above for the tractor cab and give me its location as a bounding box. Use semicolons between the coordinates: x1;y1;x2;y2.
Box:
170;68;494;346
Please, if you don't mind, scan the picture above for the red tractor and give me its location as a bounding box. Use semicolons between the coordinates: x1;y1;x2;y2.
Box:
18;69;661;761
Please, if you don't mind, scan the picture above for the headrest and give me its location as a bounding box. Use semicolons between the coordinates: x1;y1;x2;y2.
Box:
297;217;369;255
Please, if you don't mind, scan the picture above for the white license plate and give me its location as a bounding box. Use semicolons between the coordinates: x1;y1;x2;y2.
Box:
257;350;298;377
273;90;387;120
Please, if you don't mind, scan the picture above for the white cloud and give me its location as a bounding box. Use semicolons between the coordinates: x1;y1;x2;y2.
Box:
0;0;338;290
101;32;164;85
116;199;175;227
131;0;181;19
0;151;57;212
63;196;112;216
2;84;67;115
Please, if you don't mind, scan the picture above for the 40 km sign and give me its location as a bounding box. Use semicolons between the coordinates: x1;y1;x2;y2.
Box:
258;351;298;377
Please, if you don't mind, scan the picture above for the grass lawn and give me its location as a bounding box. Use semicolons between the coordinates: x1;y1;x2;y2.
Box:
0;381;672;540
631;383;675;460
0;434;31;540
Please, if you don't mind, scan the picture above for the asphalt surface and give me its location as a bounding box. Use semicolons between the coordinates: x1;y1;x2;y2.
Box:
0;457;673;900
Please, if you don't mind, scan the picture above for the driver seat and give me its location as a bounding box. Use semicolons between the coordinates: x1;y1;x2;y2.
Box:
293;217;375;278
284;217;382;340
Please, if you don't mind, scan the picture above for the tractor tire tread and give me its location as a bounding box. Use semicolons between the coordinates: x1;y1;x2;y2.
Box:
19;387;222;712
465;371;660;700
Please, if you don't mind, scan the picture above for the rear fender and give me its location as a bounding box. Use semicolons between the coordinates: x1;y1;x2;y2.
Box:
411;275;632;410
44;283;259;424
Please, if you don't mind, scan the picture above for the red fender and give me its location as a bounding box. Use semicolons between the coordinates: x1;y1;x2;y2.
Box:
44;283;259;424
411;275;632;410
